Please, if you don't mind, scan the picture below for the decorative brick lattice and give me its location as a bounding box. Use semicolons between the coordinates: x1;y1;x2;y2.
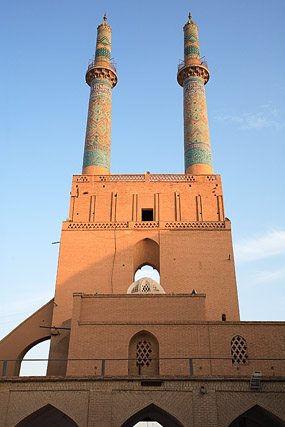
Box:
149;174;196;182
141;283;151;292
136;340;152;367
134;222;159;229
165;221;225;229
67;222;129;230
231;336;248;365
76;176;89;182
96;174;199;182
99;175;145;182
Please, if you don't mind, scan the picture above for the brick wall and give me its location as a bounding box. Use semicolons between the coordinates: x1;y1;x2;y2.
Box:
0;378;284;427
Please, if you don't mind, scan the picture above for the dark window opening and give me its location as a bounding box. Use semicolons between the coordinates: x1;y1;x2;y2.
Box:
222;314;226;321
142;209;153;221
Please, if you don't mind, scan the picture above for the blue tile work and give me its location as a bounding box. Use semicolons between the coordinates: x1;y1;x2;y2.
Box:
83;149;110;170
183;76;212;169
96;35;111;47
95;48;111;59
83;78;112;171
184;45;200;56
183;19;201;65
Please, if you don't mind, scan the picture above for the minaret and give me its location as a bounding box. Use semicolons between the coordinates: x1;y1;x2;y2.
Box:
177;13;213;175
82;14;117;175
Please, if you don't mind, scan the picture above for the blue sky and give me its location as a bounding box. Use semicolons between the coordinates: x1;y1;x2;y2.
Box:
1;0;285;351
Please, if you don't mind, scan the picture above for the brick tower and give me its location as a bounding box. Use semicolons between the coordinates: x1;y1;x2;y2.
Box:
0;14;284;427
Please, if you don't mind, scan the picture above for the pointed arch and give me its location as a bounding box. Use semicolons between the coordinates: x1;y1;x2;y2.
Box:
0;299;53;376
133;238;160;274
128;330;159;376
20;339;50;376
121;403;184;427
17;336;51;376
228;404;285;427
16;404;78;426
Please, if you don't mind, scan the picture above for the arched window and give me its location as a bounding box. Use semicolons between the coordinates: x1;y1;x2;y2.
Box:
128;330;159;376
133;238;160;275
231;335;248;365
135;265;160;283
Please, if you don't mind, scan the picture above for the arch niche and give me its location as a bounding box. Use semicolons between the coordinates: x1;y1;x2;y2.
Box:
133;238;160;276
16;404;78;426
121;403;184;427
128;330;159;376
228;404;285;427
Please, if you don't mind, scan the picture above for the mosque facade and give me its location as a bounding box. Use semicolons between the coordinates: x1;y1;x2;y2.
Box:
0;14;284;427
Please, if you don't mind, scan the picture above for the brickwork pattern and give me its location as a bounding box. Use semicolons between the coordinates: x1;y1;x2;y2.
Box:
0;379;284;427
65;294;284;378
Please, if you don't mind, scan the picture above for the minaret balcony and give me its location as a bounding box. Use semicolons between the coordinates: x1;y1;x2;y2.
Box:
178;57;208;72
87;57;117;72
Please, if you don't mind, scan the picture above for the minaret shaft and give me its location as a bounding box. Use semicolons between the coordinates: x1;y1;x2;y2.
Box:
183;76;212;174
82;15;117;175
178;14;213;175
83;79;112;175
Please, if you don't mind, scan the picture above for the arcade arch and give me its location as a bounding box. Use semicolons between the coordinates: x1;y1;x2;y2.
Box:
228;404;285;427
16;404;78;426
121;403;183;427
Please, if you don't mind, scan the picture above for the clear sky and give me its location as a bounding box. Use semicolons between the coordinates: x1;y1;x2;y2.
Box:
1;0;285;350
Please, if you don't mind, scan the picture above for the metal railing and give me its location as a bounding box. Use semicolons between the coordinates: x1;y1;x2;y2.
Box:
87;57;117;72
1;356;284;378
178;57;208;72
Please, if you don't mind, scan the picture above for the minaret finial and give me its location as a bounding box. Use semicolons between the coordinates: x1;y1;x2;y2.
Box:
103;12;107;21
188;12;192;22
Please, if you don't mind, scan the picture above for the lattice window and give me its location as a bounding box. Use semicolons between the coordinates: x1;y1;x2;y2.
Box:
131;284;139;293
231;335;248;365
136;340;152;367
141;283;151;293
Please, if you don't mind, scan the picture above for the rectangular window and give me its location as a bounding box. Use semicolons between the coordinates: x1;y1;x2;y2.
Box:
141;208;153;221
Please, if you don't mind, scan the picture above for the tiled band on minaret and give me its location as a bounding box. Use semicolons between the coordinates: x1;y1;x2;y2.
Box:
82;14;117;175
177;13;213;175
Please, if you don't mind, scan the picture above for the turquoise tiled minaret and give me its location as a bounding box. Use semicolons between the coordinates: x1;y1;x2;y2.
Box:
177;13;213;175
82;14;117;175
